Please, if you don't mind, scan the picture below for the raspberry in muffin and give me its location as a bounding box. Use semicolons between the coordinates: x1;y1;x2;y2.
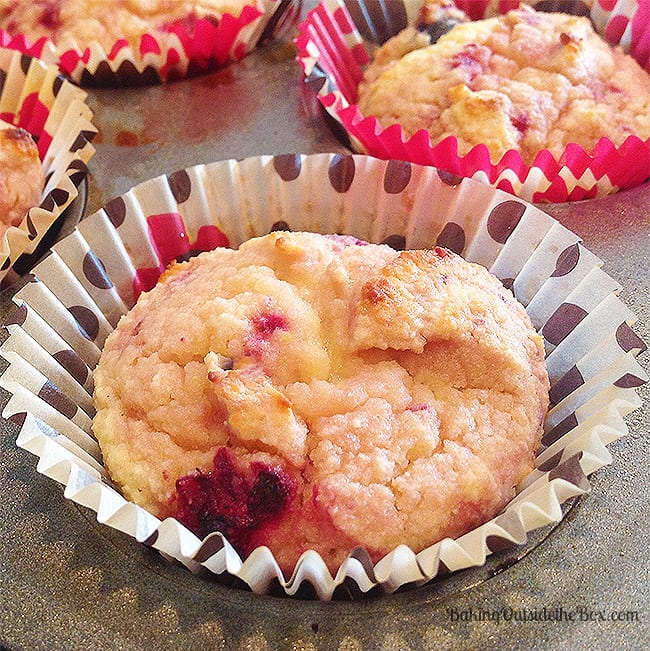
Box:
357;4;650;163
92;231;549;574
0;118;44;236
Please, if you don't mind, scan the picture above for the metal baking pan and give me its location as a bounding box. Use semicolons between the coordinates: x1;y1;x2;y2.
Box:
0;2;648;648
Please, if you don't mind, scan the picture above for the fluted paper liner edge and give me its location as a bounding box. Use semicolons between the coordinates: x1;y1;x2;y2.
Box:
1;153;646;600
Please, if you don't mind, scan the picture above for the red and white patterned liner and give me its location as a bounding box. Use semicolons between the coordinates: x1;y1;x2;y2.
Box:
0;0;302;87
0;153;646;599
295;0;650;202
0;47;96;286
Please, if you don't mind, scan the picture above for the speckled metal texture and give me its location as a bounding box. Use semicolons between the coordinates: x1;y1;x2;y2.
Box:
0;2;648;648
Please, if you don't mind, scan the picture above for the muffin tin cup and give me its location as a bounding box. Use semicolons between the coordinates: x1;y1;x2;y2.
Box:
0;0;302;87
0;153;646;600
295;0;650;202
0;47;96;287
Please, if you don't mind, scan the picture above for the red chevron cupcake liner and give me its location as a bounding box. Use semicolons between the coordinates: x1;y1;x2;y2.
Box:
0;0;301;86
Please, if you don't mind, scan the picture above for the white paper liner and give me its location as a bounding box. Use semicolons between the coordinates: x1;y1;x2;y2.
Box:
0;47;96;285
0;153;646;600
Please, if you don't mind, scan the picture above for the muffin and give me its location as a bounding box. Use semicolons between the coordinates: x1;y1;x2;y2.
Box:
7;153;645;597
296;0;650;201
357;4;650;164
0;47;95;285
0;0;296;85
461;0;595;20
92;230;549;574
0;0;251;52
0;118;44;235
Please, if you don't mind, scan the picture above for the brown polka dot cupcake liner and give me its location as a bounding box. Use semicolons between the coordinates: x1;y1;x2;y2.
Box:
0;153;646;599
0;1;301;87
0;47;96;287
295;0;650;202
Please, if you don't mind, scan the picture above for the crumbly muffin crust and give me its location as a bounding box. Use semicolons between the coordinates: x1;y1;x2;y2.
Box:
93;231;549;573
357;5;650;163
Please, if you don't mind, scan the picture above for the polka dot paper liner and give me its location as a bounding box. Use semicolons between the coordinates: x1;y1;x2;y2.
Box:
0;47;96;286
295;0;650;202
1;153;646;599
0;0;302;87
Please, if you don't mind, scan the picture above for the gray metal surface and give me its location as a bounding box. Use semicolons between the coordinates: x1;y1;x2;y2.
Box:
1;6;648;649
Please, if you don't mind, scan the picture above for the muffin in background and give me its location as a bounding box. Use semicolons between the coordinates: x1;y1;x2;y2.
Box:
296;0;650;202
357;4;650;164
0;0;252;51
0;118;44;234
0;46;96;286
0;0;301;85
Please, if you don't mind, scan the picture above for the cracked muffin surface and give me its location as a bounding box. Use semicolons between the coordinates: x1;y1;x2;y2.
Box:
357;4;650;163
92;231;549;573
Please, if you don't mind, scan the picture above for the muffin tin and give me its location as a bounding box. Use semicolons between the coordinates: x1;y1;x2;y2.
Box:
0;1;648;647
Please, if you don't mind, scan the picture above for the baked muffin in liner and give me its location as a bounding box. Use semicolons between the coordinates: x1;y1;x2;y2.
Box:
0;47;96;287
0;153;646;600
0;0;302;87
295;0;650;202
